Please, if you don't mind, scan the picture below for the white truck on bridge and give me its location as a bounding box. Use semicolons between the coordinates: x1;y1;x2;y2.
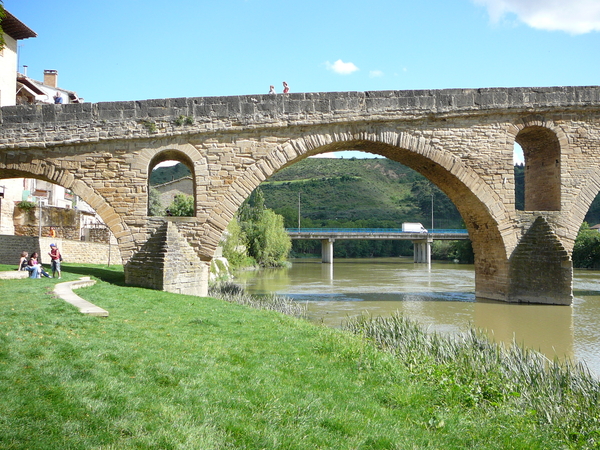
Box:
402;222;428;233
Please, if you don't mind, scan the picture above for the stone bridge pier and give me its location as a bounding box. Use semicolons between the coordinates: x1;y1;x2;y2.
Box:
1;86;599;305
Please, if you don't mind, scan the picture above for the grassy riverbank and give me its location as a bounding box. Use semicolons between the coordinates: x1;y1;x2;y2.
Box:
0;264;594;449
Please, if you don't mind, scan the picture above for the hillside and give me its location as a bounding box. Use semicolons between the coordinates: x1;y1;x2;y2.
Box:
150;163;191;186
262;158;462;228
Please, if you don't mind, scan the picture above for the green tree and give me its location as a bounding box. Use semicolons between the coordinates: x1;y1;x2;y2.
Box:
449;239;474;264
251;209;292;267
431;239;473;263
514;163;525;211
410;180;462;229
0;2;5;51
148;188;164;216
221;217;254;269
573;222;600;269
235;187;291;267
238;187;265;224
167;194;194;217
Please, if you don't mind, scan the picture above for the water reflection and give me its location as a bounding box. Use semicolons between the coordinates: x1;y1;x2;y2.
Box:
237;258;600;375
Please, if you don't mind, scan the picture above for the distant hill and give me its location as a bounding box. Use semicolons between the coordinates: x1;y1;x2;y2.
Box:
150;164;191;186
262;158;462;229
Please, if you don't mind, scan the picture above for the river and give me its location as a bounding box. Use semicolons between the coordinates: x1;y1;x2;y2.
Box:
235;257;600;376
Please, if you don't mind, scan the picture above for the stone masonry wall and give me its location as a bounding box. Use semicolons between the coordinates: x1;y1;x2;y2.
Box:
0;235;120;266
87;227;110;243
124;221;208;296
0;87;598;149
0;234;41;265
13;205;81;240
508;216;572;305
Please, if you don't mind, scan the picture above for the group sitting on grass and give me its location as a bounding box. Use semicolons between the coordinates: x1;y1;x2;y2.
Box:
18;250;52;278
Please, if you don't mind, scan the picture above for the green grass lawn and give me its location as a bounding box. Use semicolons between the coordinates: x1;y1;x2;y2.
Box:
0;264;574;449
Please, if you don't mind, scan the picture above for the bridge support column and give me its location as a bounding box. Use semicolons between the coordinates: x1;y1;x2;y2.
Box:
506;217;573;305
472;216;573;305
412;239;431;264
124;221;209;296
321;238;335;264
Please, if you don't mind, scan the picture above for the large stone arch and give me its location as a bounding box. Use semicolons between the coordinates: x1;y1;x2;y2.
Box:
0;163;135;263
205;127;517;301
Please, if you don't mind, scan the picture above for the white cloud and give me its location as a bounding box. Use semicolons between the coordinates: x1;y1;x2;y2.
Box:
474;0;600;34
369;70;384;78
154;160;180;168
325;59;359;75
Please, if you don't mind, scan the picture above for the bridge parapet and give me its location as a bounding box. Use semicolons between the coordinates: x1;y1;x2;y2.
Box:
1;86;600;149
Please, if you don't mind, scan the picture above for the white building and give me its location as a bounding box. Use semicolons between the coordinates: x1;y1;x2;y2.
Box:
0;10;36;107
0;9;92;236
17;69;82;105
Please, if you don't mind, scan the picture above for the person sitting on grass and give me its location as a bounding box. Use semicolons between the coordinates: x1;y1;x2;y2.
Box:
29;252;52;278
18;251;40;278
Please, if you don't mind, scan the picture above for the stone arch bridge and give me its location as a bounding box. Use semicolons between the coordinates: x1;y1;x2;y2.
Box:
1;86;600;305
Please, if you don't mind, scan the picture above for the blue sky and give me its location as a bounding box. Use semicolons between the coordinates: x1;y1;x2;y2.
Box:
7;0;600;162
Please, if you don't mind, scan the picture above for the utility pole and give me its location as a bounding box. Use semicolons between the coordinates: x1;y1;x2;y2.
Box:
297;191;301;230
107;224;111;267
0;186;4;233
38;196;42;237
431;192;434;231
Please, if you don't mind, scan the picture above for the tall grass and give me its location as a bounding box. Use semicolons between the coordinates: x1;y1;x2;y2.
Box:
209;281;306;319
344;313;600;447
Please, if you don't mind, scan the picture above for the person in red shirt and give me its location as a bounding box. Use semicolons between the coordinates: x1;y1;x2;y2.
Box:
48;243;62;279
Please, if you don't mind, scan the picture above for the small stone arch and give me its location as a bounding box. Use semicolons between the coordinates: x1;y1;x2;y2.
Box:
138;143;202;217
509;116;567;212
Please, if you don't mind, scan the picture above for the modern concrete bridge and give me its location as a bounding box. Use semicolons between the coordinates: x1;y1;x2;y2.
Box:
286;228;469;263
1;86;600;304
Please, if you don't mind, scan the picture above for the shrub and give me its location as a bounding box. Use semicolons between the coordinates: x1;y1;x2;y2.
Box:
573;222;600;268
16;200;37;211
167;194;194;217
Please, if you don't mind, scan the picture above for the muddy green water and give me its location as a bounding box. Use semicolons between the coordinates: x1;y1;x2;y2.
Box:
236;257;600;375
